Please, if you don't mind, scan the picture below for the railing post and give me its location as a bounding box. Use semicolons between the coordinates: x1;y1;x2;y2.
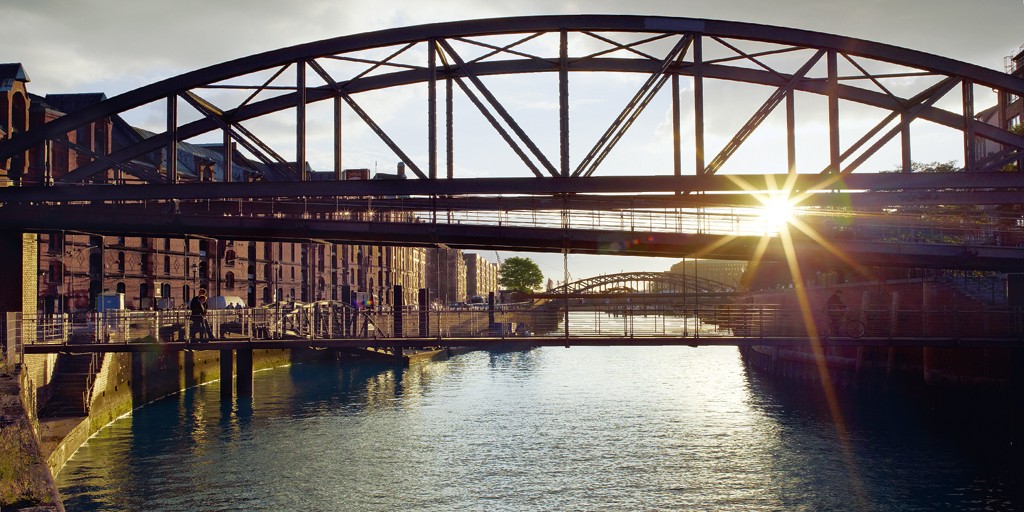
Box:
759;305;764;340
953;305;959;341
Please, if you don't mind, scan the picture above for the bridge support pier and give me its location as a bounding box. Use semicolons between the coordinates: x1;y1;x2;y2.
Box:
220;350;233;400
236;349;253;397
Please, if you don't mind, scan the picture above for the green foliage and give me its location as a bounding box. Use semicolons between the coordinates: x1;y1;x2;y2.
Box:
498;257;544;292
881;160;960;174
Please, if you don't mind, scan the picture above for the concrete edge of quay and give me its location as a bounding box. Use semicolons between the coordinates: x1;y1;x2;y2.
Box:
16;343;467;510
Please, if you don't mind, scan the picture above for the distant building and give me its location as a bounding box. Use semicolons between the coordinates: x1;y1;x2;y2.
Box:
975;46;1024;166
426;247;466;304
463;253;499;299
669;259;746;288
0;63;30;185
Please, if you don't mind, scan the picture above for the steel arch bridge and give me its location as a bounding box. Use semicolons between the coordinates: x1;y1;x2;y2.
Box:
2;15;1024;270
548;272;735;295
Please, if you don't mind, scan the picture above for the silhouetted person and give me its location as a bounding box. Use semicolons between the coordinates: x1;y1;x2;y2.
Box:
826;290;847;336
189;289;210;343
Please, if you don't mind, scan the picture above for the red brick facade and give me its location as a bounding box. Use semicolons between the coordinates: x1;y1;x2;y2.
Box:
1;63;430;314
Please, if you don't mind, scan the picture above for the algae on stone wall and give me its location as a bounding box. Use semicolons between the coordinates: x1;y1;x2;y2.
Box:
0;364;56;509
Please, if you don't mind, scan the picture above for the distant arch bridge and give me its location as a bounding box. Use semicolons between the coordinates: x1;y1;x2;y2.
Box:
534;271;735;299
2;15;1024;270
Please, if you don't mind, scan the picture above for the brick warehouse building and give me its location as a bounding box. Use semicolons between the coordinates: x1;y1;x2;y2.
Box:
1;63;427;313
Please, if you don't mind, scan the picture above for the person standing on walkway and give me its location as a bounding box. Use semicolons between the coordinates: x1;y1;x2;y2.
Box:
826;290;847;336
189;288;209;343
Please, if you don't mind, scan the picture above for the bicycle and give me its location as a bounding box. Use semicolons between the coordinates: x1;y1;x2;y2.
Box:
826;311;865;339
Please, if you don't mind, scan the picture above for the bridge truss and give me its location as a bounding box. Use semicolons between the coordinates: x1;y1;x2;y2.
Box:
2;15;1024;270
546;271;734;295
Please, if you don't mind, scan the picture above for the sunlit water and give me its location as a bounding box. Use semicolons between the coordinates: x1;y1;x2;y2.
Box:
56;346;1022;511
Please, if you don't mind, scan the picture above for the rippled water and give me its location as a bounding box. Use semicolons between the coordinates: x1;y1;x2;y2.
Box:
57;346;1022;511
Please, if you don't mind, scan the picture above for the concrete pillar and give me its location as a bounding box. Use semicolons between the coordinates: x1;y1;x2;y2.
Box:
236;349;253;397
220;349;233;400
0;232;37;316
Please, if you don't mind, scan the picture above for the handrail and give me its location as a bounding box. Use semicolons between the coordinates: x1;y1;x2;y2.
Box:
9;302;1024;346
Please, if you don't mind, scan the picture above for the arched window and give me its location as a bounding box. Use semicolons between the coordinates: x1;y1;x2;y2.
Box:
225;250;236;266
264;263;272;281
116;282;126;294
262;287;271;304
225;271;235;290
163;255;171;275
139;283;149;298
117;252;125;273
161;283;172;300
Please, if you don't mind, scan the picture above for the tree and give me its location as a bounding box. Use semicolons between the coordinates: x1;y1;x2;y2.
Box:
498;257;544;292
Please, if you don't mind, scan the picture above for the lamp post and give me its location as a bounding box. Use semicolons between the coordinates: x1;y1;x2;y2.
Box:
190;262;198;297
64;243;99;313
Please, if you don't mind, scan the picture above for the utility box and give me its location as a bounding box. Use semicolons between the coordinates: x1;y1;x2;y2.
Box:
489;322;515;337
97;293;125;312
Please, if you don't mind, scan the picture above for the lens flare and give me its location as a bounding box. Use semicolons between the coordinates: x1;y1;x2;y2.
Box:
758;193;795;233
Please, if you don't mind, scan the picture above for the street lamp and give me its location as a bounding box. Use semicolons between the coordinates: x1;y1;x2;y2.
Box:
190;262;199;297
64;244;98;313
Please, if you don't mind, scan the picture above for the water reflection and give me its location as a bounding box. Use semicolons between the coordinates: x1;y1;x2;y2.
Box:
57;348;1024;511
742;364;1022;510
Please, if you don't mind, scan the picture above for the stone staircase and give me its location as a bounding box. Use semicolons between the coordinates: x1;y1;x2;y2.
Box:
38;353;99;418
939;274;1007;306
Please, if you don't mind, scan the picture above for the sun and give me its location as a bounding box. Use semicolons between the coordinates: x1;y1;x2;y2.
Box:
757;193;795;233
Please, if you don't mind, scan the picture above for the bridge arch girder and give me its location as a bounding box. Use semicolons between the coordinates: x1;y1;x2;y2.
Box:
554;271;735;295
2;14;1023;185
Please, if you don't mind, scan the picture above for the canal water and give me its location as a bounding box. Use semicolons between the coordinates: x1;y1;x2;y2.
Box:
56;345;1021;511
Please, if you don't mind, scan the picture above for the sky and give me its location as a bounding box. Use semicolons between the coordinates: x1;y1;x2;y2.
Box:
3;0;1023;284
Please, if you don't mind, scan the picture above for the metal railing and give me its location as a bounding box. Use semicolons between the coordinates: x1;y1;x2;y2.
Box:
10;302;1024;347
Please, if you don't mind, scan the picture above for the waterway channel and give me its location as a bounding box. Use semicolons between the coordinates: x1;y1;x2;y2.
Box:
56;344;1021;510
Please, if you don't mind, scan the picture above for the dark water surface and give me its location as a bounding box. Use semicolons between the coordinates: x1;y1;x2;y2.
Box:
56;347;1021;511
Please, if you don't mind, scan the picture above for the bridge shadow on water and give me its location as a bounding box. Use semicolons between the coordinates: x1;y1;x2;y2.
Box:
740;362;1024;508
